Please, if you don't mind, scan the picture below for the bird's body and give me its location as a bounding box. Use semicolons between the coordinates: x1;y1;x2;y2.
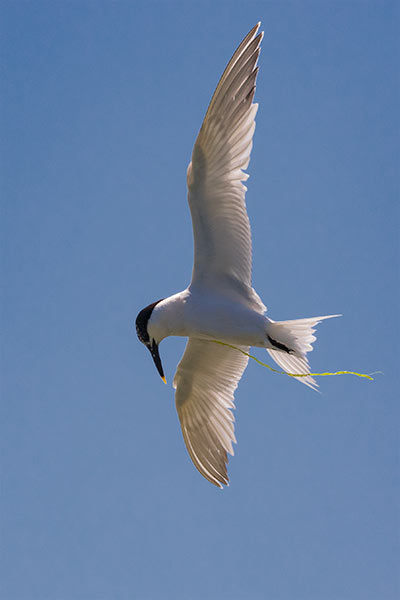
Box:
148;288;268;348
135;23;339;487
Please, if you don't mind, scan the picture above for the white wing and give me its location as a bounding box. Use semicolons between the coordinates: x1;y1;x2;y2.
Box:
187;23;264;306
173;338;249;488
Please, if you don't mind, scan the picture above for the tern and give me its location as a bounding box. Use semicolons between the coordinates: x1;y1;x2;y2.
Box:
136;23;339;487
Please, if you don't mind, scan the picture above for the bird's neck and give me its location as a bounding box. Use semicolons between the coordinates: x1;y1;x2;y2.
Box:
147;290;190;342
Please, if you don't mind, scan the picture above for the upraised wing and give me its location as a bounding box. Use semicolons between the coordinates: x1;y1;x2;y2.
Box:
173;338;249;487
187;23;263;295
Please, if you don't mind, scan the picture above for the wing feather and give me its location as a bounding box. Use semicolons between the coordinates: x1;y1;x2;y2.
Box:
174;338;249;487
187;24;265;313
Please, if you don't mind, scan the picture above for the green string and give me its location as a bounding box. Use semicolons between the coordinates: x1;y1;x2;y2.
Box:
212;340;378;381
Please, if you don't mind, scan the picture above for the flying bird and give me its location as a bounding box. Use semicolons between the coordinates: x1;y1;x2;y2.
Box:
136;23;338;488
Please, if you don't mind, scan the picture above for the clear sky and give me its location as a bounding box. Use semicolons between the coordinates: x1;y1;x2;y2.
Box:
1;2;399;599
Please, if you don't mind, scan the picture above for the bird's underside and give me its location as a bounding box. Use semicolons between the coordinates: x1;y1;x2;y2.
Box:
174;23;263;487
136;23;339;488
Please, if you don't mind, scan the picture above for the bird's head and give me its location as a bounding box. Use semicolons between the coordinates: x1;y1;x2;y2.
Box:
135;299;166;384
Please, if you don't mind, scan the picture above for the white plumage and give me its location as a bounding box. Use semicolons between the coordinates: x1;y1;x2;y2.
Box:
135;23;339;487
174;339;249;487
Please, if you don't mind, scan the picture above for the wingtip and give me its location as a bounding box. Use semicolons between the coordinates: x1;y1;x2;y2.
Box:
249;22;261;39
254;21;264;38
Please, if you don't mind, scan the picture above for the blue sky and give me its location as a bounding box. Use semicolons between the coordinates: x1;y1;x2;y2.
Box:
1;2;398;599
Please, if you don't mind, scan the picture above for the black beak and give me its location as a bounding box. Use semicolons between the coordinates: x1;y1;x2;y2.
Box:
148;340;166;383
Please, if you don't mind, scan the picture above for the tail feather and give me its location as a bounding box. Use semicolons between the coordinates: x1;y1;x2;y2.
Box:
266;315;340;390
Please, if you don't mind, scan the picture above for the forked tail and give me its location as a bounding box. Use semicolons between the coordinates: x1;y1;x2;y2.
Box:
266;315;341;390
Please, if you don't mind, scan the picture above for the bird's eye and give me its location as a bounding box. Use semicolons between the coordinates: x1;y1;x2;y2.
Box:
135;324;148;344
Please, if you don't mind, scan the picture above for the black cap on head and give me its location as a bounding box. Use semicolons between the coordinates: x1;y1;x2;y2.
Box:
135;299;164;345
135;299;166;381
